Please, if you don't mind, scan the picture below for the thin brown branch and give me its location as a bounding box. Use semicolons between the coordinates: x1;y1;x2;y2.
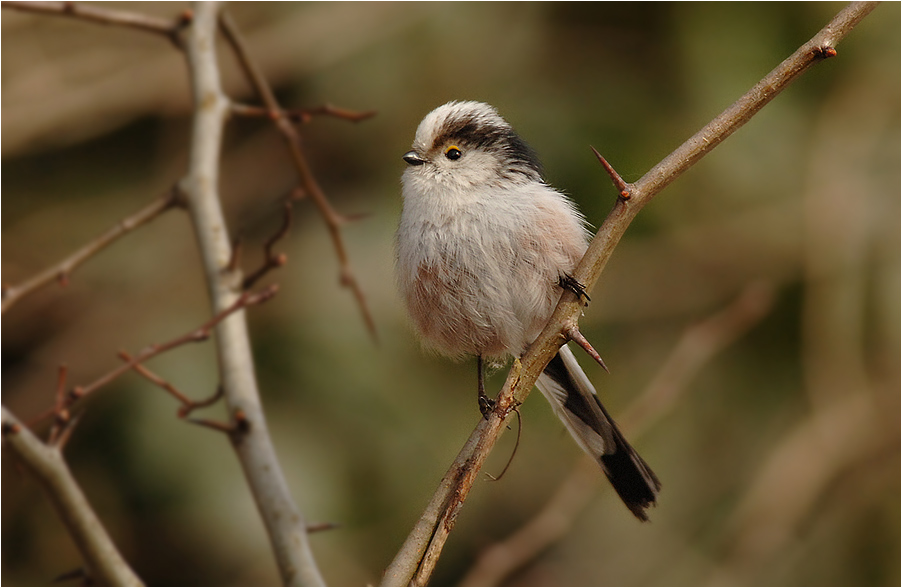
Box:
242;200;292;289
52;412;83;452
1;187;183;315
227;236;244;273
231;102;377;124
306;521;341;534
2;406;144;586
294;103;378;123
64;285;278;408
187;408;249;437
381;4;877;585
0;1;192;48
218;11;379;343
116;351;225;419
52;568;87;584
179;385;225;418
484;406;522;482
47;365;71;446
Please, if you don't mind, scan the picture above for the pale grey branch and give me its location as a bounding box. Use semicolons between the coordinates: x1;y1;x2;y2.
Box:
180;3;325;585
2;407;143;587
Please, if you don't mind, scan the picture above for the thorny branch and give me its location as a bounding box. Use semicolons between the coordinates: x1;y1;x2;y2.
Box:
380;3;879;585
1;187;184;315
218;11;379;342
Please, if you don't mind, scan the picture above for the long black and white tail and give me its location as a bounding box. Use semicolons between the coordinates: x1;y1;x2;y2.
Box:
537;344;661;521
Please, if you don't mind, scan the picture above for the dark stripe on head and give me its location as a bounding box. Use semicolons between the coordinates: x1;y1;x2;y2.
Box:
432;110;543;180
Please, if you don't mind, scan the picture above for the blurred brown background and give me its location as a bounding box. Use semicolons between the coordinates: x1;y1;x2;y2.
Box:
3;2;899;586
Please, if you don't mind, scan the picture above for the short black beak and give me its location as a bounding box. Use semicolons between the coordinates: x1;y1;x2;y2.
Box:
403;150;427;166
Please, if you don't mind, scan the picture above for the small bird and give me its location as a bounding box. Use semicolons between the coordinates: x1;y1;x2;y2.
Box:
396;101;660;520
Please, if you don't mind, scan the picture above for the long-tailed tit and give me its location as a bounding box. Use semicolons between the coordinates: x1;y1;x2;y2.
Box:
396;101;660;520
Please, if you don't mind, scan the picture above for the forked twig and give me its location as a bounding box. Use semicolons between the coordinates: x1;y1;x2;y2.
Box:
116;352;226;419
242;200;293;289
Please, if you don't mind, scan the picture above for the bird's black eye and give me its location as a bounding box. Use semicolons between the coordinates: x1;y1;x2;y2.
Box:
444;146;462;161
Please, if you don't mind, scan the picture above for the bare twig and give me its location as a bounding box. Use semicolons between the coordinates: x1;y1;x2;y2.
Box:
218;11;379;342
484;406;522;482
27;284;273;434
180;4;326;585
116;351;226;419
46;365;71;446
2;187;183;315
2;407;144;586
0;1;192;47
15;286;272;434
188;407;250;438
232;102;377;124
65;285;278;406
52;568;88;584
242;200;292;289
306;521;341;534
381;3;877;585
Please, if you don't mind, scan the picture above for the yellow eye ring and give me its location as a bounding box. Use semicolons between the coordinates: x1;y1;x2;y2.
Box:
444;146;462;161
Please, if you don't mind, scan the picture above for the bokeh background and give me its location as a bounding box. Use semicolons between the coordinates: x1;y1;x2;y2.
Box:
3;2;899;586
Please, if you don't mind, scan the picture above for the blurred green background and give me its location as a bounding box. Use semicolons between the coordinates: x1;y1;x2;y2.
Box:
3;2;899;586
